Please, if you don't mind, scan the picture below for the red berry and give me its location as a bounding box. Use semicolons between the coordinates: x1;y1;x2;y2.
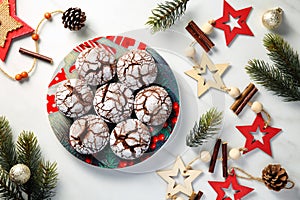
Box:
173;102;179;112
118;161;127;168
128;161;134;166
163;122;168;128
150;143;156;150
85;157;92;164
158;134;165;141
171;117;177;124
152;136;159;143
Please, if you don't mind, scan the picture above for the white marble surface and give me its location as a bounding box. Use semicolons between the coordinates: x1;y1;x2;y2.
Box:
1;0;300;199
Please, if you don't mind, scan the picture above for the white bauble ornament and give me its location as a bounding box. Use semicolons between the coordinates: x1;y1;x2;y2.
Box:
9;164;31;185
262;7;283;30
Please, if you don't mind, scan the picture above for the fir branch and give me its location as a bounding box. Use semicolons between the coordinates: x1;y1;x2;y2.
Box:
246;59;300;101
186;108;223;147
263;33;300;86
0;168;23;200
16;131;42;199
0;117;17;172
146;0;189;33
32;161;58;200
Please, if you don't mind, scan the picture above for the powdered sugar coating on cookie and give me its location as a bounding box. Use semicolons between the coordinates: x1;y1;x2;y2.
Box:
134;85;172;126
93;83;134;124
117;49;157;90
110;119;151;160
78;47;116;86
55;79;94;118
69;115;110;154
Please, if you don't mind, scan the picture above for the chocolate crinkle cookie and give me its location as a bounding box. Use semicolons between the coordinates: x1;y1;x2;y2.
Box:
110;119;151;160
77;46;116;86
117;49;157;91
55;79;94;118
134;85;172;126
69;115;110;154
93;82;134;124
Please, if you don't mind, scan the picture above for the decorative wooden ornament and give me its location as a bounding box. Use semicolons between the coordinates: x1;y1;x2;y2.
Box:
236;113;282;156
185;53;229;97
0;0;34;61
214;0;254;46
157;156;202;198
209;169;254;200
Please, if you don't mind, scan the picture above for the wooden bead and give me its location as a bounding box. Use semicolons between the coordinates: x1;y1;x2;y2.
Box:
15;74;22;81
21;71;28;78
201;22;214;35
251;101;263;113
200;151;211;163
184;46;196;58
229;148;241;160
44;12;52;19
228;87;241;98
31;33;39;41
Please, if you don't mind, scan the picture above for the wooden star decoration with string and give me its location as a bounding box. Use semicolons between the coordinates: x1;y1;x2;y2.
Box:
209;169;254;200
0;0;34;61
214;0;254;46
236;113;282;156
157;156;202;198
185;53;229;97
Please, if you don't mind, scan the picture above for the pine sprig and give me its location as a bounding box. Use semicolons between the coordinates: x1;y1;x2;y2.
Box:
0;117;17;172
246;59;300;101
246;33;300;101
263;33;300;85
146;0;189;33
32;161;58;200
186;108;223;147
0;168;21;200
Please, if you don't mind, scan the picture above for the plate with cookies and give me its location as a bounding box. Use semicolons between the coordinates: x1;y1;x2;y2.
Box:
46;35;180;171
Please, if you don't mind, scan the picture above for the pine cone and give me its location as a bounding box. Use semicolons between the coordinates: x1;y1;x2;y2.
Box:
62;7;86;31
262;164;288;191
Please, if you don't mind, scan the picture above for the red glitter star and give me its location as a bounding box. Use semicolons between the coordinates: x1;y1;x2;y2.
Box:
214;0;254;46
209;169;254;200
0;0;34;61
236;113;281;156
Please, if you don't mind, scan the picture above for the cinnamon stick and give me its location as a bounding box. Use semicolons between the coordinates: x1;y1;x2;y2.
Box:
235;87;258;115
186;20;214;52
19;47;53;63
209;138;222;173
190;190;203;200
222;142;228;178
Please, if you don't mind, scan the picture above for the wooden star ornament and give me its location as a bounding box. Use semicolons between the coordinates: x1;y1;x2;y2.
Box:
0;0;34;61
209;169;254;200
185;53;229;97
157;156;202;198
214;0;254;46
236;113;282;156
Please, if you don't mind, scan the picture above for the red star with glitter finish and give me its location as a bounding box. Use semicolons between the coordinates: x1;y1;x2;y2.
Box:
214;0;254;46
0;0;34;61
236;113;281;156
209;169;254;200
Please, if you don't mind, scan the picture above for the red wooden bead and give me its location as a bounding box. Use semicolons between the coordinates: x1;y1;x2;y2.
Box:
15;74;22;81
44;12;52;19
21;71;28;78
32;33;39;41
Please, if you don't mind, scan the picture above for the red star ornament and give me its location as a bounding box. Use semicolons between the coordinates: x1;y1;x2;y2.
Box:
209;169;254;200
236;113;281;156
214;0;254;46
0;0;34;61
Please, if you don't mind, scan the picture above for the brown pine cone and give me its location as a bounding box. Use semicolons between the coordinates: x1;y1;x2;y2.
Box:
62;7;86;31
262;164;288;191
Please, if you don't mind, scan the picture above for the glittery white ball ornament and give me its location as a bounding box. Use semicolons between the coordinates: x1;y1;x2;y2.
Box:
262;7;283;30
200;150;211;163
9;164;31;185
